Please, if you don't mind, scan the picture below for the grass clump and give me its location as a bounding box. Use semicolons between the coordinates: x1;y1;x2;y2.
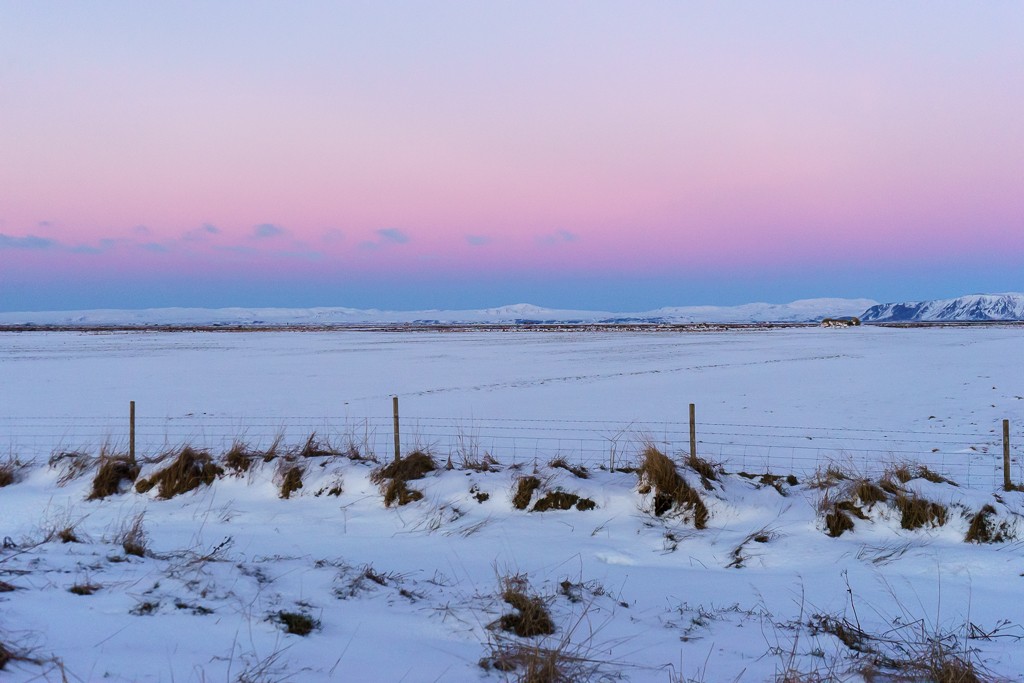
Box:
116;513;148;557
135;446;223;499
894;494;948;530
636;446;709;529
496;576;555;638
57;526;80;544
68;581;101;596
87;454;140;500
548;457;588;479
277;611;319;636
370;451;436;507
512;475;542;510
297;432;336;458
884;462;957;488
808;464;852;490
279;465;304;499
531;491;596;512
0;457;24;488
223;441;259;474
964;504;1012;543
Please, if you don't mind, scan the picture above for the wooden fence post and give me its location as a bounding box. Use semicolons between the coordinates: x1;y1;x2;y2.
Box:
392;396;401;462
689;403;697;463
1004;419;1012;491
129;400;136;463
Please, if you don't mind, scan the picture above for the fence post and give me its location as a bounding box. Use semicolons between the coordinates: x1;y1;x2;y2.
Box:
1004;419;1012;491
392;396;401;462
689;403;697;462
129;400;136;463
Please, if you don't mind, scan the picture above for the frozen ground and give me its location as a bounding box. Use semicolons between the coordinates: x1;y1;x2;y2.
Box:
1;326;1023;681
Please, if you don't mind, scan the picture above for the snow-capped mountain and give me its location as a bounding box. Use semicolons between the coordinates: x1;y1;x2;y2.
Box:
861;293;1024;322
0;298;875;326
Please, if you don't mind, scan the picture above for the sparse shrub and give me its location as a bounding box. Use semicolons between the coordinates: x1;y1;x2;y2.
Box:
87;454;139;500
277;611;319;636
370;451;436;507
965;504;1012;543
279;465;304;499
548;457;588;479
636;446;708;528
512;475;541;510
894;494;947;530
135;446;223;499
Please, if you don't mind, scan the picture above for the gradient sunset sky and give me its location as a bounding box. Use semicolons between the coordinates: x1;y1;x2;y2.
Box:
1;2;1022;312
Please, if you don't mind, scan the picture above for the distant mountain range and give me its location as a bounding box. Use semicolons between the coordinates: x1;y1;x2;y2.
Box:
0;298;875;326
3;294;1021;327
861;293;1024;322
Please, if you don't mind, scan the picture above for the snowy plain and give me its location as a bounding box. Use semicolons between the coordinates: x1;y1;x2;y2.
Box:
1;325;1023;682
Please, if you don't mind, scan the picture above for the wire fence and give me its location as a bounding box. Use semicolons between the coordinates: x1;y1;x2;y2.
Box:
1;409;1020;490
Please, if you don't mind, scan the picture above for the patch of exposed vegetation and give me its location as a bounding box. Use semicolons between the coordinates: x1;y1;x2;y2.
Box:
279;465;304;499
894;494;948;530
965;504;1013;543
276;610;319;636
531;491;596;512
87;454;140;500
116;513;148;557
135;446;223;499
297;432;336;458
68;582;101;596
738;471;799;495
495;576;555;638
549;457;588;479
370;451;436;507
512;475;542;510
637;446;709;528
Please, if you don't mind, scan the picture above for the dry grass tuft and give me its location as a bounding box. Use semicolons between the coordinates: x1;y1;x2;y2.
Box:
116;512;148;557
297;432;336;458
224;441;259;474
50;450;93;485
0;581;17;593
0;457;24;488
852;479;888;507
496;576;555;638
885;462;957;488
686;453;722;490
278;465;304;499
370;451;437;507
636;446;709;528
135;446;223;499
531;491;596;512
964;504;1012;544
276;611;319;636
87;454;139;500
548;457;588;479
512;476;542;510
57;526;80;544
894;494;948;530
479;643;581;682
68;581;101;596
807;464;852;490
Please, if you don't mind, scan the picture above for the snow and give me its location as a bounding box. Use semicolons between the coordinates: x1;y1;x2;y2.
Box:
1;326;1023;682
0;297;877;326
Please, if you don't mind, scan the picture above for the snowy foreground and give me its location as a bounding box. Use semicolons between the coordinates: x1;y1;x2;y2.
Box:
1;326;1023;682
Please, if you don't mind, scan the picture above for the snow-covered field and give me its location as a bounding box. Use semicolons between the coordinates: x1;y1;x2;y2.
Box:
1;327;1023;682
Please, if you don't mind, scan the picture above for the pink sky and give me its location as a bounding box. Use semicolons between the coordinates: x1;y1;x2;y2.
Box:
1;2;1022;311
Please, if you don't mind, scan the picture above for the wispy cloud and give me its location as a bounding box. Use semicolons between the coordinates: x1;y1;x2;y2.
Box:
0;233;58;250
537;229;577;245
360;227;411;250
183;223;220;241
252;223;286;239
466;234;492;246
377;228;409;244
